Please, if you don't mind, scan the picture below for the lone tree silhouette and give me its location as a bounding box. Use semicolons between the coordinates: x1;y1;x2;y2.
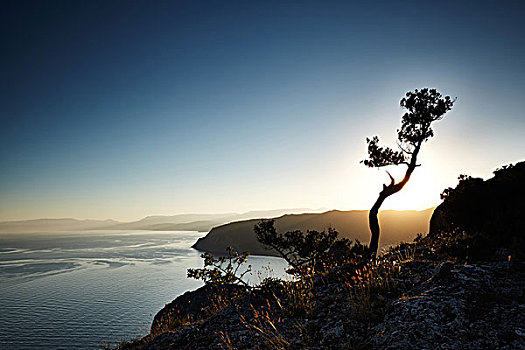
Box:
362;88;455;257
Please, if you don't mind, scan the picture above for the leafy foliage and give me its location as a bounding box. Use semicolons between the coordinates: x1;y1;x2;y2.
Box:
254;219;368;274
362;88;455;168
362;136;407;168
439;174;475;201
187;246;252;286
398;88;455;146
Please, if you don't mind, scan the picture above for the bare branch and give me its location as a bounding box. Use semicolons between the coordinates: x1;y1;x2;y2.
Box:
386;170;395;186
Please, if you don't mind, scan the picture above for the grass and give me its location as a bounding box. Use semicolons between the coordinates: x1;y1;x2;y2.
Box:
240;301;290;350
151;310;192;336
345;260;400;322
281;274;316;318
217;331;236;350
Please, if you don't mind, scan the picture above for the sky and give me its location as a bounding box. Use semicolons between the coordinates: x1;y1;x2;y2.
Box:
1;0;524;221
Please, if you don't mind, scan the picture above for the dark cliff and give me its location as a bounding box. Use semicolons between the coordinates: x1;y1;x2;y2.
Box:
430;161;525;258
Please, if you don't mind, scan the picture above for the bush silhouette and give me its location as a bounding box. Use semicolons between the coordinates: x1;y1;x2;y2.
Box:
254;219;367;274
187;246;252;286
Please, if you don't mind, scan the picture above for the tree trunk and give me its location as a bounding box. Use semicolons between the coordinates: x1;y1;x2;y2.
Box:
367;142;422;258
368;195;386;258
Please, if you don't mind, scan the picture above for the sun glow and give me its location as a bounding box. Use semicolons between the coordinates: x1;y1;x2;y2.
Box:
371;165;444;211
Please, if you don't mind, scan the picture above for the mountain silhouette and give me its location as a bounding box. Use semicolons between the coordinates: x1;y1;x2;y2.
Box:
193;209;434;256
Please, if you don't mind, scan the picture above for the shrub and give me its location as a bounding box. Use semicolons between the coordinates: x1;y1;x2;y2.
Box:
188;246;252;286
429;229;495;262
254;219;368;274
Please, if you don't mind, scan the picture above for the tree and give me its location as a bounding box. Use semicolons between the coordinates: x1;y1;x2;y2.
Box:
362;88;455;258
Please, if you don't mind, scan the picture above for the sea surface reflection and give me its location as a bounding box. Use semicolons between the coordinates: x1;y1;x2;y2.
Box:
0;230;289;349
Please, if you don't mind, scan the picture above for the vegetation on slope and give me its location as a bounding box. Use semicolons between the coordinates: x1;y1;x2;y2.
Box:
108;162;524;350
109;232;524;350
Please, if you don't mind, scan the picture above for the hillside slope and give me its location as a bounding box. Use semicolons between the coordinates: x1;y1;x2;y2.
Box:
115;242;525;350
431;161;525;248
193;208;434;255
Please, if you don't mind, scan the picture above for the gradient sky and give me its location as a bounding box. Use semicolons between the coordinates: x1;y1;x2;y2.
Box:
1;0;524;221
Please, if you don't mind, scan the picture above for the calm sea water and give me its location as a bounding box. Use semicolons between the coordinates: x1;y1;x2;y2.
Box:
0;230;289;349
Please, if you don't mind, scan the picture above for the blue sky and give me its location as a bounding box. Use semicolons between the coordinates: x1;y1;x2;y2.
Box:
1;1;524;220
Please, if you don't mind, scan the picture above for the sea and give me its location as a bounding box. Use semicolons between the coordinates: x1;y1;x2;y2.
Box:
0;230;289;349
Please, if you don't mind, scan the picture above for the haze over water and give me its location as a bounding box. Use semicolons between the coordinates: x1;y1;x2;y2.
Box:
0;230;288;349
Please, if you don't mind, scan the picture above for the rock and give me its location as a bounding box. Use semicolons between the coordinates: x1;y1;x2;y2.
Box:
150;284;247;335
371;263;525;350
432;261;454;280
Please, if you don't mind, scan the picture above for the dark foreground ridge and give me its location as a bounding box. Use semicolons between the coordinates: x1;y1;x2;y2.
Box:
112;243;525;350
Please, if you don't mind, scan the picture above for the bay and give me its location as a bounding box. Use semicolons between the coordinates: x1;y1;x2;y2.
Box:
0;230;289;349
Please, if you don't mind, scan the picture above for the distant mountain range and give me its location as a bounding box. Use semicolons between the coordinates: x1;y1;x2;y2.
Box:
0;218;121;233
193;208;435;256
0;208;318;233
